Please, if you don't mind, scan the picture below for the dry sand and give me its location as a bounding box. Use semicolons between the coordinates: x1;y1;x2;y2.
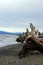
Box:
0;44;43;65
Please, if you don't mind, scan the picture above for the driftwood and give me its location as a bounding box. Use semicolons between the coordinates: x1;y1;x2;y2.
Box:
18;37;43;58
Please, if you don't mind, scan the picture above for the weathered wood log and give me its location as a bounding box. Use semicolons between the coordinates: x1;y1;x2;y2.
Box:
18;41;36;58
27;37;43;52
16;38;24;43
26;38;43;55
18;37;43;58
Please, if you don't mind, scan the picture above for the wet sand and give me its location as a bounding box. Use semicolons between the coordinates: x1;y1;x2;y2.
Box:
0;44;43;65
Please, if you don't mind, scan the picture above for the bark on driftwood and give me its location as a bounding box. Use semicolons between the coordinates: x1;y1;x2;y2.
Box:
18;37;43;58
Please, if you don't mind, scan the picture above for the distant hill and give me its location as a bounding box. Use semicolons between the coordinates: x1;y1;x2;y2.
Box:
0;31;21;35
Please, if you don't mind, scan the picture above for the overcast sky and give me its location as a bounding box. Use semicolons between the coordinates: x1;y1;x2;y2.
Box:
0;0;43;32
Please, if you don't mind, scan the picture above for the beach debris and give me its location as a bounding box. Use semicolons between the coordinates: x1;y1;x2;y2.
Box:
16;23;43;58
18;37;43;58
16;23;39;43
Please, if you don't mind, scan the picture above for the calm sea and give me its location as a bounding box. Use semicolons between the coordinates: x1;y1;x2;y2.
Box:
0;34;19;47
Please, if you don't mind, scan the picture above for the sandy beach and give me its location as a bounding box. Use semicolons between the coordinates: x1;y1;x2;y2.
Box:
0;43;43;65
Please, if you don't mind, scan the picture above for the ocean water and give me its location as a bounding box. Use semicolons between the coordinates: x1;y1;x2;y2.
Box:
0;34;19;47
0;34;43;47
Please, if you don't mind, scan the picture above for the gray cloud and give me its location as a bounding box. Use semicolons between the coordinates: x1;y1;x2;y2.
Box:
0;0;43;32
